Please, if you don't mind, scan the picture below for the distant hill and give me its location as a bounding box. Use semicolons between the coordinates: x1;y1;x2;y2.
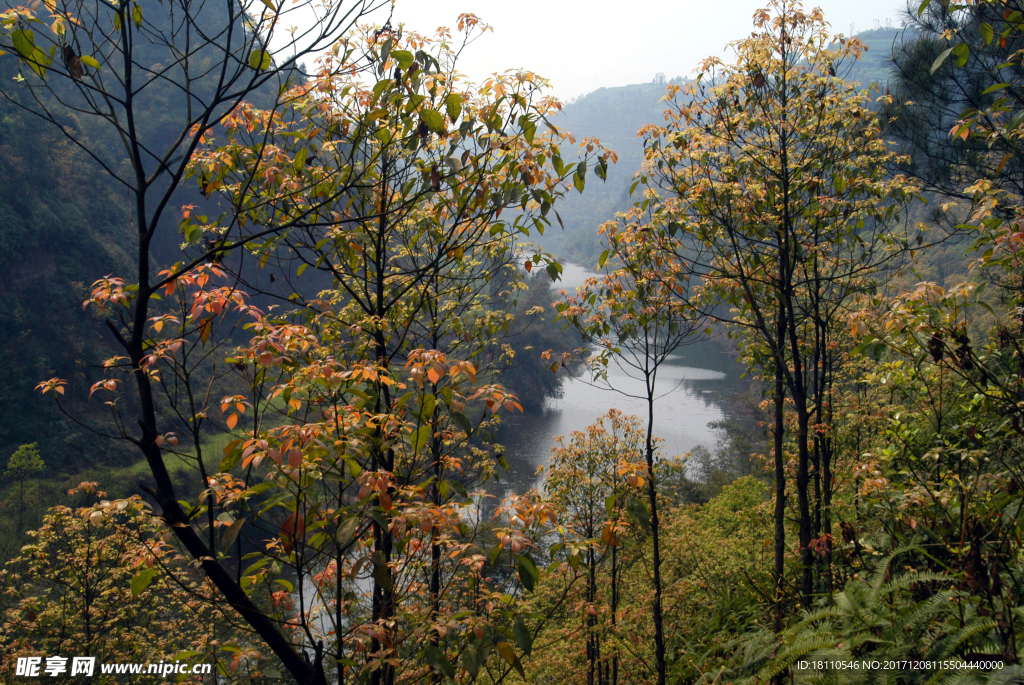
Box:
844;27;903;90
537;80;672;264
543;26;909;269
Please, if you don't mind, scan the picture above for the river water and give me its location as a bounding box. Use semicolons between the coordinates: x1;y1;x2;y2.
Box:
490;263;744;498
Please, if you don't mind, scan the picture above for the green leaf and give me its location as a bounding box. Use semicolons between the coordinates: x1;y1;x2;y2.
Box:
27;47;50;77
379;36;394;66
930;47;953;75
514;616;533;655
552;153;565;176
625;496;650;535
130;568;158;598
248;50;272;72
519;115;536;144
411;425;431;453
452;411;472;434
1008;109;1024;133
221;517;245;550
391;49;414;69
79;55;100;70
982;83;1009;96
246;481;275;497
515;554;539;592
131;3;143;27
424;645;455;679
374;128;392;145
336;516;359;547
10;29;36;60
952;42;969;68
420;108;445;134
605;494;617;515
418;393;436;421
462;647;482;679
337;460;359;481
495;642;525;678
980;22;994;45
219;447;241;473
445;93;463;122
371;79;392;102
573;159;587;193
448;479;469;501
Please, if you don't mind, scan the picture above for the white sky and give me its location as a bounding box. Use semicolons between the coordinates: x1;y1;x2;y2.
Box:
364;0;912;100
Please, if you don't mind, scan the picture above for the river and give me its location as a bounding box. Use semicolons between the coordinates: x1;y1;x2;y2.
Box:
490;262;745;498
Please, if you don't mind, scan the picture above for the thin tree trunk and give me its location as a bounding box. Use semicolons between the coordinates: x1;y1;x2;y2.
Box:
796;406;813;601
611;544;619;685
644;389;666;685
773;324;786;634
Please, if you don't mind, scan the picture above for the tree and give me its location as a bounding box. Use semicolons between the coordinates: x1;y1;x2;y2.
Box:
5;442;43;533
635;0;918;615
543;410;648;685
887;0;1024;200
37;17;608;685
557;226;702;685
1;0;380;678
0;483;239;682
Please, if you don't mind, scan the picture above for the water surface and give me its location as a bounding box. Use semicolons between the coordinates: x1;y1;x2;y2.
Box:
491;264;743;497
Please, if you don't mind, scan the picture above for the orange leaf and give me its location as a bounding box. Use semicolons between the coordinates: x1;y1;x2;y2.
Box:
226;413;238;429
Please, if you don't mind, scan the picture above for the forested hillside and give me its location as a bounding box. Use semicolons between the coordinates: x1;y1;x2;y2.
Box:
0;88;135;467
5;1;1024;685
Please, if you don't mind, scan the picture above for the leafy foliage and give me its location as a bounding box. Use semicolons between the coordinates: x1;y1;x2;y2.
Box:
0;483;244;682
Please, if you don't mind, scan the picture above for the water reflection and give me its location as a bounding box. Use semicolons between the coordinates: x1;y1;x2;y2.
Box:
492;341;741;498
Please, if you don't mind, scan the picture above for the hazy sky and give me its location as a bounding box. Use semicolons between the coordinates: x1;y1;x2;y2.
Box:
364;0;911;100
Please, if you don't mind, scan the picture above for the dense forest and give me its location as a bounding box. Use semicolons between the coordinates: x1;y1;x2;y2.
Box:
2;0;1024;683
